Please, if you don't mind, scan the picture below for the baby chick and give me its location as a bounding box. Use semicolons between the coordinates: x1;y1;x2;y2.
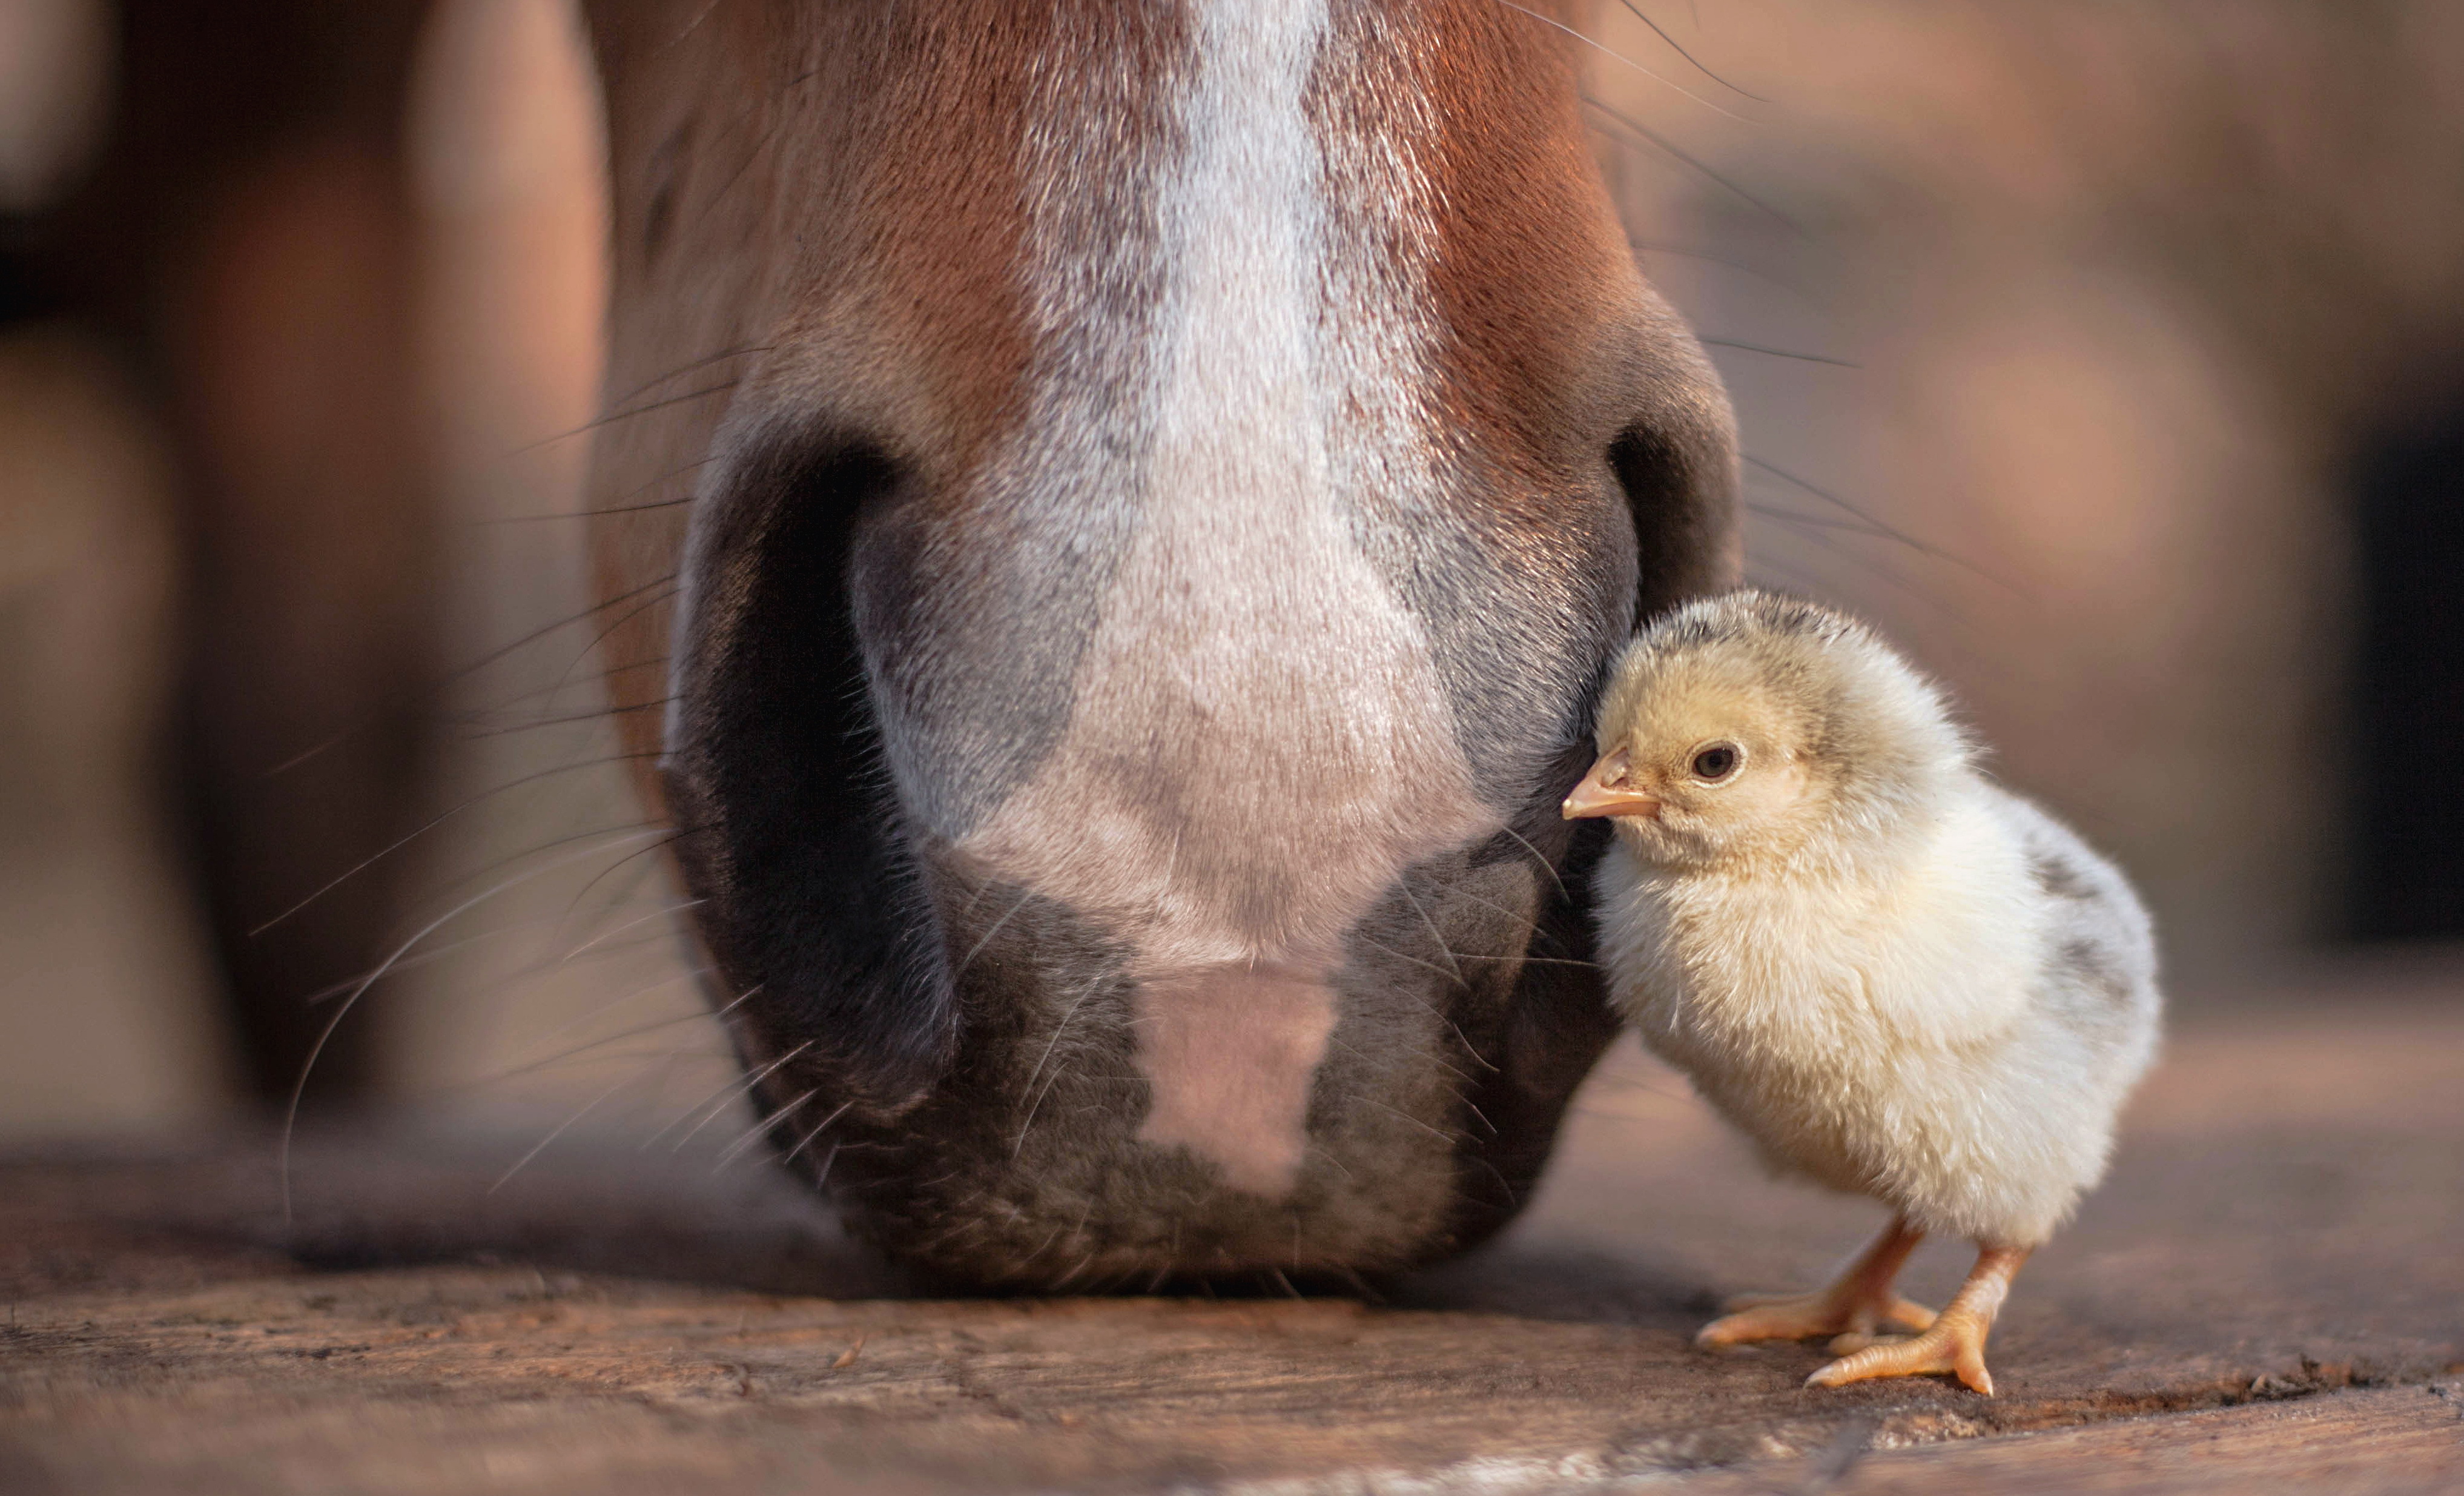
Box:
1565;591;2160;1395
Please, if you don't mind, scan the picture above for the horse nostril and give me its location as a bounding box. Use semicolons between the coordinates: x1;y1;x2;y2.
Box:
664;428;953;1100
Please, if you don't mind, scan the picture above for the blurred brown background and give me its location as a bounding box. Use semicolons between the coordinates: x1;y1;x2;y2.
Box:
2;0;2459;1142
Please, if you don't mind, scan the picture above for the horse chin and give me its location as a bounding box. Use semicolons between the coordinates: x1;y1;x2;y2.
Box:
711;830;1621;1290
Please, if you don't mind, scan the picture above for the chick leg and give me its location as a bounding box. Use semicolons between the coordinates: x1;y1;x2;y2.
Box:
1695;1216;1938;1349
1806;1243;2030;1397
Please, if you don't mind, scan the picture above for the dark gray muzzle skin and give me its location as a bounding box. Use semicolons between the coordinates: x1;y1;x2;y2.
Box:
586;0;1739;1289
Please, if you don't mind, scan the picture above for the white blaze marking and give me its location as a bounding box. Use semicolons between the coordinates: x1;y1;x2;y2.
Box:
961;0;1496;1196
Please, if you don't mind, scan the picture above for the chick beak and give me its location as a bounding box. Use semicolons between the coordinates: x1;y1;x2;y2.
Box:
1562;748;1662;821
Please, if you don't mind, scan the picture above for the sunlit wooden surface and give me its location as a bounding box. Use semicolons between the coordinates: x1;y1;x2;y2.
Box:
4;987;2460;1494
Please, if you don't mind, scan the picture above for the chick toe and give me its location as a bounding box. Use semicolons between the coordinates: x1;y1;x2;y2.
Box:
1696;1293;1844;1347
1805;1243;2029;1396
1806;1316;1995;1395
1696;1217;1935;1348
1695;1289;1937;1348
1824;1312;1938;1355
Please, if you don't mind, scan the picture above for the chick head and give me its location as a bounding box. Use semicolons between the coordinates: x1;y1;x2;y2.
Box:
1564;591;1969;870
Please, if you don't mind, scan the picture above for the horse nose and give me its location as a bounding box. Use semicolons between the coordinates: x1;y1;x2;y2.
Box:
649;378;1652;1285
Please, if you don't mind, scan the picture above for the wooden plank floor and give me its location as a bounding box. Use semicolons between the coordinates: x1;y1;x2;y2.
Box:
4;981;2460;1494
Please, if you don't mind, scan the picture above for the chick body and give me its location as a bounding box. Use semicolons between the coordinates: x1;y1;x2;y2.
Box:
1571;591;2160;1392
1601;782;2153;1246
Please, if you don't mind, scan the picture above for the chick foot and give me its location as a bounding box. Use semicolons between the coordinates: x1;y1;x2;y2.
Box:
1806;1243;2030;1396
1696;1216;1937;1349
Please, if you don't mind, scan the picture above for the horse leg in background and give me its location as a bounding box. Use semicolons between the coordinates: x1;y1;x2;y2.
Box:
41;0;440;1109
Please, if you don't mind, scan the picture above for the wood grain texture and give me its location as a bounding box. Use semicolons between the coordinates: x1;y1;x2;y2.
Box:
2;987;2459;1493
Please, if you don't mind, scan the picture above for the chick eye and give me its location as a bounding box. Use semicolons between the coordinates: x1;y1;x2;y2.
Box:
1689;743;1742;781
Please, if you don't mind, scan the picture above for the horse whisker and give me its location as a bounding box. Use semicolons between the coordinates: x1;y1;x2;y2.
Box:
1490;0;1752;122
781;1100;856;1167
490;1071;652;1193
716;1088;816;1168
249;765;664;938
279;827;678;1220
1607;0;1769;102
259;571;678;781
